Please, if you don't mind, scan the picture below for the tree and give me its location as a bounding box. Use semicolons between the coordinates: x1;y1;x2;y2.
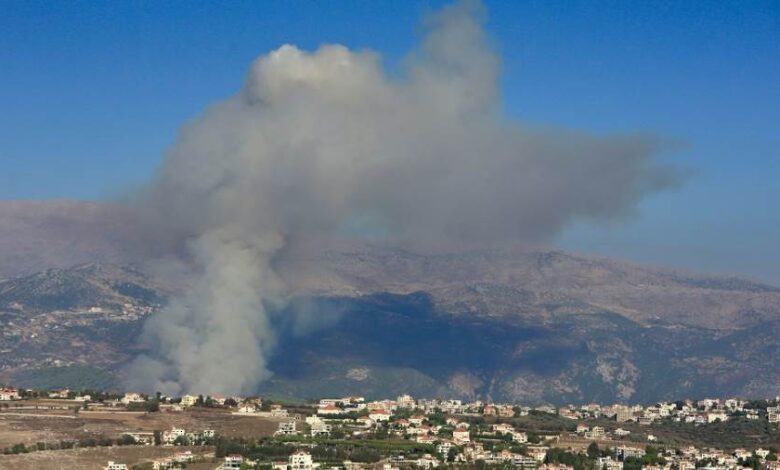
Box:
587;442;600;460
153;430;162;446
117;434;137;446
11;443;28;454
79;438;97;448
645;446;658;458
131;464;154;470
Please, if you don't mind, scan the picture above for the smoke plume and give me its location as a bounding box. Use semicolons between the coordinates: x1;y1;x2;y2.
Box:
125;0;681;395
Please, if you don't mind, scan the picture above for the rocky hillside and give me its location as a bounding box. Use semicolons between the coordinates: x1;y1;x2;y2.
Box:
0;251;778;404
280;241;780;330
0;264;163;312
0;264;164;375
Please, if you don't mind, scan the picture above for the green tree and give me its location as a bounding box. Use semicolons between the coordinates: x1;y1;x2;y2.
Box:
11;443;28;454
447;447;458;462
117;434;137;446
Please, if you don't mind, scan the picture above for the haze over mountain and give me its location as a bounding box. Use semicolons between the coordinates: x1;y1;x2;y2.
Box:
0;200;138;279
1;200;779;403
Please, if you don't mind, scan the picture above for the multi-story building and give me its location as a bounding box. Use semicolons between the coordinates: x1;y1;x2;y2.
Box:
180;394;198;407
290;450;318;470
223;454;243;469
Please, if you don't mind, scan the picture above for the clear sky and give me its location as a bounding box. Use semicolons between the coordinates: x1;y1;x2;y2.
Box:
1;0;778;284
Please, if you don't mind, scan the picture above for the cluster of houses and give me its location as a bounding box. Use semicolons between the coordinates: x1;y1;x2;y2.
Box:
150;450;197;469
591;445;780;470
161;426;215;445
263;394;780;469
219;450;322;470
8;385;775;428
558;397;780;425
307;397;547;467
114;426;214;447
5;387;780;470
103;451;199;470
108;444;780;470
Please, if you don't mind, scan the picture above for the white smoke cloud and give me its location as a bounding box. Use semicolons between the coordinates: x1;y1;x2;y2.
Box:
125;0;681;395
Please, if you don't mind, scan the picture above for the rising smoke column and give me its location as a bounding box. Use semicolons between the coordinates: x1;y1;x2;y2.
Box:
125;0;681;395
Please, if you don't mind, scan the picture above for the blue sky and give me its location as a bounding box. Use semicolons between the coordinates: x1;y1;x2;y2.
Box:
1;0;778;283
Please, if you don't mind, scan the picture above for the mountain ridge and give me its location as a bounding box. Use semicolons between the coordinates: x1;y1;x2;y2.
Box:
1;200;779;403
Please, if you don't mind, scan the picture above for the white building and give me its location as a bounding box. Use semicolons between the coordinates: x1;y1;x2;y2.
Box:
210;394;227;405
512;431;528;443
437;441;454;456
238;404;258;414
275;421;298;436
768;407;780;423
397;394;416;408
48;388;70;399
223;454;243;469
270;404;290;417
614;405;634;422
0;388;20;400
369;409;391;422
614;446;644;460
409;415;426;426
453;427;470;445
180;394;198;407
614;428;631;437
163;427;186;444
597;457;623;470
318;404;345;416
105;462;129;470
707;411;729;423
416;454;440;468
307;417;332;437
528;446;548;463
121;392;145;405
290;450;319;470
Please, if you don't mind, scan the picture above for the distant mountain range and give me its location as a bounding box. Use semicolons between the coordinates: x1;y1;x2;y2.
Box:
1;200;779;403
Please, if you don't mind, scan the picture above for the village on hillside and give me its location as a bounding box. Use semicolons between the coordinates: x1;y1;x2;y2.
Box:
2;386;780;470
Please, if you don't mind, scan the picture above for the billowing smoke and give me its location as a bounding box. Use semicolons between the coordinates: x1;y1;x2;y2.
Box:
125;0;681;395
